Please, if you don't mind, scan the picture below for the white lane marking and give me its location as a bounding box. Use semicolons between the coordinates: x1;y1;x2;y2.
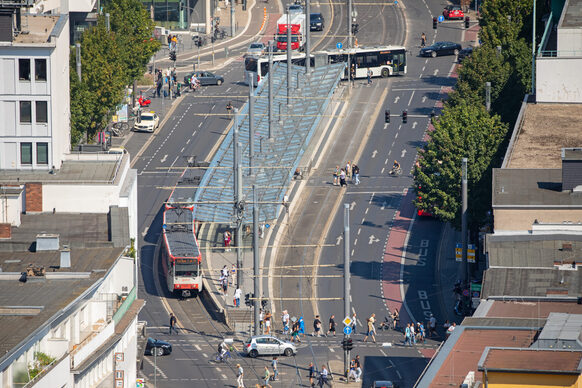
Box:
361;217;366;224
408;90;415;106
198;122;203;128
433;69;439;76
186;138;191;144
384;123;388;129
422;96;427;103
401;149;407;158
354;238;358;246
381;167;385;174
351;249;354;256
212;104;216;110
226;87;231;92
385;158;389;165
202;353;207;358
368;193;374;204
357;228;361;235
381;201;387;210
369;235;380;244
195;344;202;351
221;374;228;379
142;227;149;237
330;347;335;353
422;66;426;72
160;154;168;163
395;132;399;139
350;201;356;211
365;208;369;215
412;122;418;129
143;357;168;378
180;147;185;153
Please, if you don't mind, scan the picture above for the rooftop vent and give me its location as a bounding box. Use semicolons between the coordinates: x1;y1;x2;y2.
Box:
36;233;59;251
60;246;71;268
561;148;582;191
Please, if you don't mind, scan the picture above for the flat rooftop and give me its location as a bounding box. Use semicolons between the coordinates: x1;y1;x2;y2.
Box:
561;0;582;28
0;158;126;184
482;300;582;319
506;104;582;168
12;14;59;44
482;267;581;298
0;247;123;359
479;348;582;374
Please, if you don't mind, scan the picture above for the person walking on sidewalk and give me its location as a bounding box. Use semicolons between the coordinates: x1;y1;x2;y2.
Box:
318;365;331;387
282;310;290;335
313;315;322;337
263;366;272;388
367;68;372;85
234;287;242;307
271;357;279;381
392;308;400;330
421;32;426;47
236;364;244;387
327;314;336;336
352;163;360;185
351;312;357;334
231;263;237;286
428;314;437;337
224;230;232;251
363;313;376;343
308;362;315;387
169;313;178;335
404;323;412;346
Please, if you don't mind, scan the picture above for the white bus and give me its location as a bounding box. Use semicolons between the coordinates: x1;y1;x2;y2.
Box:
243;45;406;84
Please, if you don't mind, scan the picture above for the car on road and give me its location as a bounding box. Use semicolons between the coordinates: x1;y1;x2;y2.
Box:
457;46;474;63
443;5;464;19
419;41;462;58
243;335;297;358
133;111;159;132
183;71;224;86
372;381;399;388
310;13;325;31
145;338;172;356
289;4;304;13
247;42;266;56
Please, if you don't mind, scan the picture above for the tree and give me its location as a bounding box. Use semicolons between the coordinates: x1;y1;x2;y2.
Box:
413;102;508;230
104;0;160;84
479;0;532;49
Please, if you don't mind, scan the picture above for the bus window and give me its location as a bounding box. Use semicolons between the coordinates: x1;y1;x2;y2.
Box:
364;54;379;67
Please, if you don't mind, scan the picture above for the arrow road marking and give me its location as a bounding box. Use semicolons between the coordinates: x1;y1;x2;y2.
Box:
422;96;427;103
336;235;343;245
384;123;388;129
369;235;380;245
350;201;356;211
433;69;439;76
401;149;407;158
412;122;418;129
394;96;400;104
381;201;387;210
160;154;168;163
372;150;378;158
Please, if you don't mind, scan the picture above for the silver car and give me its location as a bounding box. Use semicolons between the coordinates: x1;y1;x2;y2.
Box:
247;42;265;56
243;335;297;358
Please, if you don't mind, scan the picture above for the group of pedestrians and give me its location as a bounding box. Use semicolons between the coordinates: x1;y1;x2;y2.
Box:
154;67;182;99
333;161;360;187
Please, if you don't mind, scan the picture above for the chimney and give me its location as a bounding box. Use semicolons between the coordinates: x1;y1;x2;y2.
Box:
60;246;71;268
562;148;582;191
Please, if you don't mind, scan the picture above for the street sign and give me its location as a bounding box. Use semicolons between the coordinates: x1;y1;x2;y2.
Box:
394;0;398;4
265;224;270;228
468;244;476;263
343;326;352;335
455;243;462;262
136;379;145;388
336;42;343;49
462;289;470;297
342;316;352;326
438;15;444;22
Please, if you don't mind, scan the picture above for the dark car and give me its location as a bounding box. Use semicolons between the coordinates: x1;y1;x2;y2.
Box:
145;338;172;356
420;41;462;58
457;46;474;63
183;71;224;86
443;5;464;19
289;4;304;13
310;13;325;31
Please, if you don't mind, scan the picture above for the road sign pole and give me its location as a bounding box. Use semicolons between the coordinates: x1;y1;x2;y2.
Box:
343;203;351;375
253;185;260;335
461;158;469;309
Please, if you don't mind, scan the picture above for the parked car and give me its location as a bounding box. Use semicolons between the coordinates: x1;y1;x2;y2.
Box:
310;13;325;31
133;111;159;132
289;4;304;13
247;42;266;56
183;71;224;86
419;41;462;57
145;338;172;356
457;46;474;63
443;5;464;19
243;335;297;358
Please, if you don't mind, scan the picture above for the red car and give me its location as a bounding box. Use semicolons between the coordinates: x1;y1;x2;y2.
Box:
443;5;464;20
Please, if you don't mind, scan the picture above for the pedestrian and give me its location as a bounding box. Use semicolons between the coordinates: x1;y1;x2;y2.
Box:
367;68;372;84
169;313;178;335
292;320;301;342
392;308;400;330
404;323;412;346
352;163;360;185
350;64;355;84
318;365;331;387
327;314;336;336
234;287;242;307
263;366;272;388
428;314;437;337
313;315;322;337
259;309;264;333
282;310;290;335
264;310;272;334
219;274;228;295
348;358;357;381
271;357;279;381
231;263;237;286
351;312;357;334
421;32;426;47
446;322;456;338
418;322;426;343
236;364;245;387
333;165;339;186
346;161;352;178
339;168;347;187
299;316;305;337
363;313;376;343
308;362;315;387
156;79;162;97
167;34;172;50
224;230;232;251
354;355;362;382
410;322;417;344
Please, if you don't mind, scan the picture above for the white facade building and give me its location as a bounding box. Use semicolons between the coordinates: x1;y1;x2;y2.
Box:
0;12;70;170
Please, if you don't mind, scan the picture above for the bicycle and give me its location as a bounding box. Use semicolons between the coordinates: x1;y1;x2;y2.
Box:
213;350;232;363
389;167;402;176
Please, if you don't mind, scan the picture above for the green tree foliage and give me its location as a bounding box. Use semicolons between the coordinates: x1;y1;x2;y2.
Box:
479;0;532;47
104;0;160;84
413;103;507;229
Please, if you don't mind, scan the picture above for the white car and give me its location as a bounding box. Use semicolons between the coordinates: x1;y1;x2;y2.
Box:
243;335;297;358
247;42;265;56
133;111;159;132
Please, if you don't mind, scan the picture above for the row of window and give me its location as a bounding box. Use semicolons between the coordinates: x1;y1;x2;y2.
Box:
20;101;48;123
21;142;49;165
19;58;47;82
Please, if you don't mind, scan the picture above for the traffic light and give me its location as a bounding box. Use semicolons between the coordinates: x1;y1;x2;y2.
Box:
261;299;268;309
402;110;408;124
351;23;359;34
385;109;390;123
346;338;353;351
433;17;437;29
245;293;253;306
464;16;470;29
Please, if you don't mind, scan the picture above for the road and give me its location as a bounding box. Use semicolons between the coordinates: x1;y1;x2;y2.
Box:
134;0;469;385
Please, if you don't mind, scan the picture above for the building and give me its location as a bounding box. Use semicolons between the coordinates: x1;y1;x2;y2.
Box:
0;5;71;170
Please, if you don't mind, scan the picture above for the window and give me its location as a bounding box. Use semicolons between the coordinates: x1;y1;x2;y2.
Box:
19;59;31;81
35;59;47;81
36;101;48;123
20;101;32;123
20;143;32;165
37;143;48;165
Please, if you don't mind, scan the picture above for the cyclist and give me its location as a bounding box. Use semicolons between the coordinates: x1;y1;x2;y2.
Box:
216;341;230;362
391;160;401;175
226;101;233;115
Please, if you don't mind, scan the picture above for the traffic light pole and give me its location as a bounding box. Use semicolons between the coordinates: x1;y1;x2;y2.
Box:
253;184;260;335
343;203;351;375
